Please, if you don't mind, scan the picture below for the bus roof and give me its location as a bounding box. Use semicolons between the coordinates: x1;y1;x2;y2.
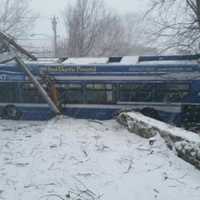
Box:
1;54;200;65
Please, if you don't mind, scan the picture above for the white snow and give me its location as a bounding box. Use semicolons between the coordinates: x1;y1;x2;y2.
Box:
36;58;60;63
62;57;108;64
126;112;200;143
0;117;200;200
120;56;139;64
138;60;198;65
25;58;61;64
175;141;200;160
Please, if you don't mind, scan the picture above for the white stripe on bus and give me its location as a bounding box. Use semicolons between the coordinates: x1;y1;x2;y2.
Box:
52;74;200;81
0;103;183;113
0;102;200;113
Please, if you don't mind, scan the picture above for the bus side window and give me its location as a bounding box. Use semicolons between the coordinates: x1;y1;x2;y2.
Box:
66;84;83;104
0;83;18;103
85;84;106;104
106;84;113;103
20;83;45;103
155;83;189;102
85;84;114;104
119;83;154;102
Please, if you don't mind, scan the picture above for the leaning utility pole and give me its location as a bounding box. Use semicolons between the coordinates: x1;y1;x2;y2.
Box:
0;31;61;115
52;16;58;57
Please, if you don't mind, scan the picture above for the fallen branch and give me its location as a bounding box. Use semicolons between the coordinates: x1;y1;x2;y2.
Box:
117;111;200;170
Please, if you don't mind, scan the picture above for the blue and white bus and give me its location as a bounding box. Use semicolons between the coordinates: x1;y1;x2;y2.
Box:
0;55;200;127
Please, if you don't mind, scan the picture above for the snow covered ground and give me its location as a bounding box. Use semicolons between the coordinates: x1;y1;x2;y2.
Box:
0;117;200;200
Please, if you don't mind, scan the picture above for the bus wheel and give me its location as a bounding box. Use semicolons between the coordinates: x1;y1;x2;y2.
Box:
141;107;160;120
1;105;22;120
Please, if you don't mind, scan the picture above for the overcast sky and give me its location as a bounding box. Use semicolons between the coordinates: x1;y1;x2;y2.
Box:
31;0;149;15
27;0;150;48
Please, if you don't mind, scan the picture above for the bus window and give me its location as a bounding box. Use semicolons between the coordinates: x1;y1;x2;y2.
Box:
20;83;45;103
155;83;189;102
0;83;18;103
85;84;113;104
119;83;154;102
107;84;114;103
61;84;83;104
86;84;106;104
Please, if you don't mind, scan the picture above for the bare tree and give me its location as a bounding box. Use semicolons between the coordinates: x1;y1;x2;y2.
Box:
92;14;130;56
0;0;37;38
147;0;200;53
122;13;158;55
62;0;134;57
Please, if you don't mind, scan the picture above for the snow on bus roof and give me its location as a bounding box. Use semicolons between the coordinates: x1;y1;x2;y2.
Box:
61;55;198;65
120;56;139;64
138;60;198;65
63;57;108;64
37;57;60;62
138;54;200;65
25;57;61;64
1;55;198;66
62;56;140;65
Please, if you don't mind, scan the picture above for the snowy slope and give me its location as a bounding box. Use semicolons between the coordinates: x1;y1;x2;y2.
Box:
0;118;200;200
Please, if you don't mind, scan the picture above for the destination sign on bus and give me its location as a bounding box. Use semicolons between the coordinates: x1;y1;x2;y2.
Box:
42;66;97;73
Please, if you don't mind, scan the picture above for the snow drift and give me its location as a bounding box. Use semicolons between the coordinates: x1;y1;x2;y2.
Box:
0;117;200;199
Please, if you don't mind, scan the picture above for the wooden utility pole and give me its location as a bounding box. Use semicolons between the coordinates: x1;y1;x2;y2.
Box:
15;56;61;115
52;16;58;57
0;31;61;115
